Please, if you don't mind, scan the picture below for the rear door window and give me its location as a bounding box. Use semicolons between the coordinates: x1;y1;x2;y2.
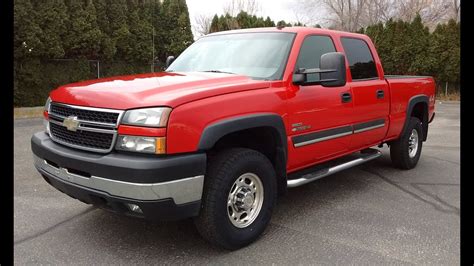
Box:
341;37;378;80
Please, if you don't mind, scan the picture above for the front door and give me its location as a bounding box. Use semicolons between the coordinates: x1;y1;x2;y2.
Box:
287;35;354;172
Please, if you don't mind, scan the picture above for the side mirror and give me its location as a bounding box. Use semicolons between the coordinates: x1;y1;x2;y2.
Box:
320;52;346;87
166;56;175;68
292;52;346;87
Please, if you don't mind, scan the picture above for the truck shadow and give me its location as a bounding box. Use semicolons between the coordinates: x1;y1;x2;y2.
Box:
74;155;396;260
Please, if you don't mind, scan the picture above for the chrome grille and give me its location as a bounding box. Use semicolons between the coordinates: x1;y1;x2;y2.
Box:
48;103;124;153
49;123;114;150
50;103;120;124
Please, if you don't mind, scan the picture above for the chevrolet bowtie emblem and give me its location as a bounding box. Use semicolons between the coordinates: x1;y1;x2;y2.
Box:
63;116;80;131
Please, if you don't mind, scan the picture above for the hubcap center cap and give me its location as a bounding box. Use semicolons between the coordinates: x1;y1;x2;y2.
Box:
241;193;254;209
234;189;254;211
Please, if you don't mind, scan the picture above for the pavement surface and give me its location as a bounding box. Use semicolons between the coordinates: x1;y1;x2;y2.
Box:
14;102;460;265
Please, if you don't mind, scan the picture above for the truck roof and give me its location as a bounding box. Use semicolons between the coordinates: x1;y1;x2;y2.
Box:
205;26;368;39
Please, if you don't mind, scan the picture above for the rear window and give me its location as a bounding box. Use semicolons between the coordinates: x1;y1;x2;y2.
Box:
341;37;378;80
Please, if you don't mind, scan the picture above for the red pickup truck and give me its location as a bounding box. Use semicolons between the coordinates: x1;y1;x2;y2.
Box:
32;27;435;250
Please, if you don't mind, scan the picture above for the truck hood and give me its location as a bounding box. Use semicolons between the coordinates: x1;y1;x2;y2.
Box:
50;72;271;110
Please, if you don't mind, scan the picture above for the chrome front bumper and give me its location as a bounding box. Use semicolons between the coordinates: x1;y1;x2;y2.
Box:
34;154;204;205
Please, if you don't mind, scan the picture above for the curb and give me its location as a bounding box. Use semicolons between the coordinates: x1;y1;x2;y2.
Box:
14;107;44;119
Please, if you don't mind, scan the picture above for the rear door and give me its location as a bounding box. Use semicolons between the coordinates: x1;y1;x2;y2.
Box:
287;35;354;171
340;37;390;149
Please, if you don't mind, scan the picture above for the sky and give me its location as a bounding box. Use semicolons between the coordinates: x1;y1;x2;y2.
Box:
185;0;304;38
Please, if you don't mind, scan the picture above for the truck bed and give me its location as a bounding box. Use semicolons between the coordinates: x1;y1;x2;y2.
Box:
384;75;436;141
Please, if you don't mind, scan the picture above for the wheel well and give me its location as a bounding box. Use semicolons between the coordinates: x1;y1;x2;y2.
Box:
411;102;428;141
207;127;287;195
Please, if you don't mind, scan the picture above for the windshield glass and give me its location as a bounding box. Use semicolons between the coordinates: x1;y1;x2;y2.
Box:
167;32;295;80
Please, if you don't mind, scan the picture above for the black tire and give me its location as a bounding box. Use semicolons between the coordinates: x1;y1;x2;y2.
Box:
390;117;423;170
194;148;277;250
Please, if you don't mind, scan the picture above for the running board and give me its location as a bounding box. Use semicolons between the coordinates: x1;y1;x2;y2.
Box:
287;148;382;188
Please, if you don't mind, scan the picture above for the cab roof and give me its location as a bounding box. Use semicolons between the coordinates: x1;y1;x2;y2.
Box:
205;26;367;39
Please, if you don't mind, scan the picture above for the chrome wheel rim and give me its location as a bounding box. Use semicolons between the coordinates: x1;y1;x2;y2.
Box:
227;173;264;228
408;129;419;158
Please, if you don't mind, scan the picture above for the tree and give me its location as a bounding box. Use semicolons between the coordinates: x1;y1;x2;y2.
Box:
63;0;102;59
35;0;68;58
125;0;154;63
407;14;431;75
292;0;459;32
14;0;43;59
396;0;451;29
107;0;131;61
193;13;213;37
429;19;460;88
210;14;220;33
94;0;116;59
160;0;194;59
223;0;261;16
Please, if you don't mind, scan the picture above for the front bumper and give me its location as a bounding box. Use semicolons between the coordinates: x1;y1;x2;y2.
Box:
31;132;206;221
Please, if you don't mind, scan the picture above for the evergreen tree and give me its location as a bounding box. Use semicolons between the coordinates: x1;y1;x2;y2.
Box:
107;0;131;61
264;17;275;27
160;0;194;59
210;15;220;33
407;14;431;75
63;0;102;59
126;0;153;62
94;0;116;59
14;0;43;59
35;0;68;58
429;19;460;87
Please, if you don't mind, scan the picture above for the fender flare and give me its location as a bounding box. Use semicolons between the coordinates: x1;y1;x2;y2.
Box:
402;95;429;141
198;113;288;194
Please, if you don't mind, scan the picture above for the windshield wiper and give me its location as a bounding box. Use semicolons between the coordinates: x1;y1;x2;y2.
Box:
200;70;236;75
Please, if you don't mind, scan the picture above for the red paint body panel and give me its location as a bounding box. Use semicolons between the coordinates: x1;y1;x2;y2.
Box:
118;125;166;137
47;27;435;174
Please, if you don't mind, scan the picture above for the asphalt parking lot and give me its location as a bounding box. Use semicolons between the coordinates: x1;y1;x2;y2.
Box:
14;102;459;264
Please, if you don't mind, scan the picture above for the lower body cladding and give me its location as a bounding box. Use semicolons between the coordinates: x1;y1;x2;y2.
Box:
31;132;206;221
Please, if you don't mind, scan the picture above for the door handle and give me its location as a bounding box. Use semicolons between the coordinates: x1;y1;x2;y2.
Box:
376;90;384;99
341;92;352;103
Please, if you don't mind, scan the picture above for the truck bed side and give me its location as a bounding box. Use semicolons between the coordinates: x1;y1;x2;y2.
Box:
385;76;436;141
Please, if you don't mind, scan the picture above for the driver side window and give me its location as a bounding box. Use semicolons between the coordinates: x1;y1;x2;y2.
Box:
295;35;336;83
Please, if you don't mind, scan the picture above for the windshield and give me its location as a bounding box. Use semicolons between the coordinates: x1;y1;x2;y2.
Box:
167;32;295;80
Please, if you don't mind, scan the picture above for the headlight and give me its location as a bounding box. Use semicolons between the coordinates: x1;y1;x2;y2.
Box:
116;135;166;154
121;107;171;127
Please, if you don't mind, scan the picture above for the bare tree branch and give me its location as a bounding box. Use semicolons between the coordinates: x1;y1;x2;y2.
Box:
193;13;212;37
223;0;261;16
294;0;459;31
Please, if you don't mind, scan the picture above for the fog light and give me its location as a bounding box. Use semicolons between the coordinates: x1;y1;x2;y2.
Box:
116;135;156;153
126;203;143;214
116;135;166;154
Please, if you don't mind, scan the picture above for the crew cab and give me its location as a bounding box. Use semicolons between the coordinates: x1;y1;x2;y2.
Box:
31;27;435;250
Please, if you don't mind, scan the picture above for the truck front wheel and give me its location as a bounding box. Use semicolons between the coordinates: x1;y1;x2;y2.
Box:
390;117;423;169
194;148;277;250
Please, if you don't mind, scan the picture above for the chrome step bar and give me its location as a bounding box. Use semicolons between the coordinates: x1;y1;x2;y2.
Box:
287;149;382;188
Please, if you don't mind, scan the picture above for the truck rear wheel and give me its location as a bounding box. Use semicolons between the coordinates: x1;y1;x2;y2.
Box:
194;148;277;250
390;117;423;169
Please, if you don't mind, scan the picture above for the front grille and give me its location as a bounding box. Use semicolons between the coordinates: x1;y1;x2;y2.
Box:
50;123;114;150
50;103;119;124
48;103;123;153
